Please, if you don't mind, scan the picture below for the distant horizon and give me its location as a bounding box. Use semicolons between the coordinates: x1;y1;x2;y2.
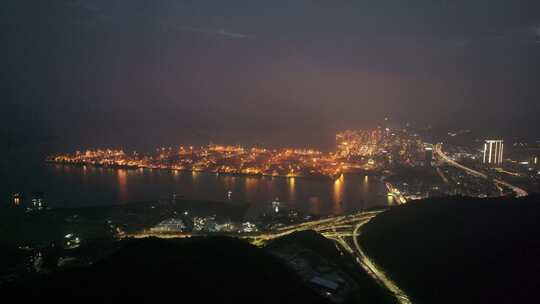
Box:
3;1;540;153
6;124;540;156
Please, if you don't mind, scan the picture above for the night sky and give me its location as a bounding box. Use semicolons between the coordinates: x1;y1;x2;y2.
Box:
3;1;540;151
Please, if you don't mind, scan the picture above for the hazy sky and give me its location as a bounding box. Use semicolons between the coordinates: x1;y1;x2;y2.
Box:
2;0;540;150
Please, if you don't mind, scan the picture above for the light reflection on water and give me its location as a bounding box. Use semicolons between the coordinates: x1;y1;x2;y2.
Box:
117;170;128;202
288;177;296;205
244;177;259;203
16;164;390;218
332;175;344;214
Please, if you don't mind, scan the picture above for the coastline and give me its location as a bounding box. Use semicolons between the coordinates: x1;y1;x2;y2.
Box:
45;159;346;181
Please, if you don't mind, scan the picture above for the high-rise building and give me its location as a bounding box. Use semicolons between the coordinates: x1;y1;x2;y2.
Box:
12;193;21;205
483;140;504;166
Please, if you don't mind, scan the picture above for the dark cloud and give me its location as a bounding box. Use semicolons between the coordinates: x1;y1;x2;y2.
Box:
171;25;255;39
2;0;540;150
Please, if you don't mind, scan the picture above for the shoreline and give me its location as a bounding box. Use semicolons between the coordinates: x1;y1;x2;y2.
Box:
45;160;384;181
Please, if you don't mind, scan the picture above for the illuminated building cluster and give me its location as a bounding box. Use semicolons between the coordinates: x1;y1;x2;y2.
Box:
483;139;504;166
150;218;187;233
336;129;384;158
48;144;342;178
47;130;429;179
335;128;428;170
145;216;259;234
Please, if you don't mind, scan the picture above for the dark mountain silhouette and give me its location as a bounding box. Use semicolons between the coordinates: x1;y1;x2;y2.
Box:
3;237;330;303
360;194;540;304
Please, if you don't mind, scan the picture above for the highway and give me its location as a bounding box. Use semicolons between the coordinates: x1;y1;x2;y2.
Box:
250;211;412;304
386;182;407;205
434;144;528;197
128;210;413;303
350;222;412;304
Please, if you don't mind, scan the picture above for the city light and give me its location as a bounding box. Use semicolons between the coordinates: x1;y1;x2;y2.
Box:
47;129;430;181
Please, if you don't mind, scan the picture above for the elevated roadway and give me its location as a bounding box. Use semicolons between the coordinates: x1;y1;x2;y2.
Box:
434;144;527;197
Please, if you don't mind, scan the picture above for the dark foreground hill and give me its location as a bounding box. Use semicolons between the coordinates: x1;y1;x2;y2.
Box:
267;230;396;304
359;194;540;304
3;237;330;303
